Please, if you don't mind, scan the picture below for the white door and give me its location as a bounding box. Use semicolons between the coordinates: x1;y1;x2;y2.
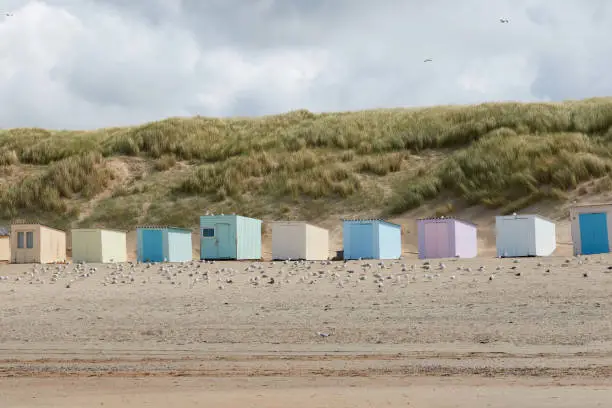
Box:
498;218;532;257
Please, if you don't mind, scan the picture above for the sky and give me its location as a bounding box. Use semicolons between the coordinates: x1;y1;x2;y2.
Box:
0;0;611;129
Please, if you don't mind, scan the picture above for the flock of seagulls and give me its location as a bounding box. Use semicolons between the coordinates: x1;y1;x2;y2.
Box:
0;254;603;290
423;17;510;63
0;255;607;338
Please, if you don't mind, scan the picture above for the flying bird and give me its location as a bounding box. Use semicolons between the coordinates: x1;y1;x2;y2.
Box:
424;58;432;63
499;18;509;23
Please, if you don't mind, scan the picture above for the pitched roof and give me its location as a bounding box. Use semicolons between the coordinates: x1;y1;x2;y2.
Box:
572;202;612;209
341;218;401;227
136;225;192;232
417;217;477;227
495;214;555;223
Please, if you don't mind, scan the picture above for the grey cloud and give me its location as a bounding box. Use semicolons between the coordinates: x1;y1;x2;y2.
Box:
90;0;184;26
50;24;201;108
530;50;612;101
526;0;612;100
0;0;611;129
526;5;557;26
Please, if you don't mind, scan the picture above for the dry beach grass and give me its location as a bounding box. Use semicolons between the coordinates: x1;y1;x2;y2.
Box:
1;97;612;230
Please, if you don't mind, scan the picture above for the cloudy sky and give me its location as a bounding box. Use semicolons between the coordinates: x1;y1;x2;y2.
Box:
0;0;611;129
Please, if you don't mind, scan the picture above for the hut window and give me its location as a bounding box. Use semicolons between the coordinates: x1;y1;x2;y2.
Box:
202;228;215;237
26;232;34;248
17;232;24;248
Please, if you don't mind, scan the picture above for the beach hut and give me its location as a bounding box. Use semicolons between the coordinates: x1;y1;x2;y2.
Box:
10;223;66;264
570;203;612;255
0;227;9;262
342;219;402;260
136;226;192;262
71;229;127;263
417;218;477;259
495;214;556;257
271;221;329;260
200;214;262;260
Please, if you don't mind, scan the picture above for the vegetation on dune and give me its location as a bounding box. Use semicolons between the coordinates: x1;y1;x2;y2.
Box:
388;130;612;215
175;150;362;202
0;152;113;219
1;97;612;230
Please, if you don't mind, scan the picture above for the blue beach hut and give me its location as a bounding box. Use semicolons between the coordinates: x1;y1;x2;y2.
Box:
200;214;262;260
342;219;402;260
136;226;192;262
570;203;612;255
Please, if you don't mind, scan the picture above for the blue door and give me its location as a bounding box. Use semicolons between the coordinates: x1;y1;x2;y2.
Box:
579;213;609;255
348;224;374;259
140;229;164;262
215;223;234;259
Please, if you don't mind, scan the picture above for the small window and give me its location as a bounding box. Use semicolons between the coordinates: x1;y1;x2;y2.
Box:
202;228;215;237
17;232;24;248
26;231;34;249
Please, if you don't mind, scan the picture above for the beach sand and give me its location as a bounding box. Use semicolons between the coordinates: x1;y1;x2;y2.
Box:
2;253;612;406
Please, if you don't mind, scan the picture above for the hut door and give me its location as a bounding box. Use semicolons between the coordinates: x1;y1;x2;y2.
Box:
579;213;609;255
349;224;374;259
215;223;233;259
424;222;449;259
501;218;531;257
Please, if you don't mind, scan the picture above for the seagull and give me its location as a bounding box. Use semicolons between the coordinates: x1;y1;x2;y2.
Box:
499;18;509;23
424;58;432;63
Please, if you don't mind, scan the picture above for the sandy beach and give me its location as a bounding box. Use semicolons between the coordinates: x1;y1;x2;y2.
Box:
2;254;612;406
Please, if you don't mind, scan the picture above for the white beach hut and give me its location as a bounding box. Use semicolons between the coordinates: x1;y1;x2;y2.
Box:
271;221;329;260
495;214;556;257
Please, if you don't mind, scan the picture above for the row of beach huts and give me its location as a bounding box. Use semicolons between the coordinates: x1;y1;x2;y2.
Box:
0;203;610;264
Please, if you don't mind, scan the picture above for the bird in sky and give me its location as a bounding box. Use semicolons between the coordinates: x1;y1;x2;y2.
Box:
424;58;432;63
499;18;509;23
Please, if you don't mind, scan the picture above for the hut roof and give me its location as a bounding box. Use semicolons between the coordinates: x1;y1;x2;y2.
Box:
417;217;477;227
341;218;401;227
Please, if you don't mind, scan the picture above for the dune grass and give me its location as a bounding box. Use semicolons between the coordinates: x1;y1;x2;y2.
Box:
387;130;612;215
1;97;612;229
0;152;113;220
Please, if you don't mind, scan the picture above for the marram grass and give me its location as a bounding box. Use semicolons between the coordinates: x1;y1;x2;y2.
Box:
1;97;612;229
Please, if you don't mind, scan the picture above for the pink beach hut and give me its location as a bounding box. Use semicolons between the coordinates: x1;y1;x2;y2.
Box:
417;217;477;259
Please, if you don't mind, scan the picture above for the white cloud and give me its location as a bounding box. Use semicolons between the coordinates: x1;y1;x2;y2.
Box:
0;2;81;76
193;48;333;116
458;55;535;99
0;0;611;129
